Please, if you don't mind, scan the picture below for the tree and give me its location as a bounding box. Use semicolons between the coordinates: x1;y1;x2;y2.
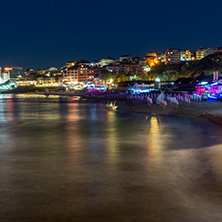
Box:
100;69;117;81
116;73;128;83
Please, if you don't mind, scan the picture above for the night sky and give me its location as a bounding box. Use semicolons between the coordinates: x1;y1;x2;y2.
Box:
1;0;222;69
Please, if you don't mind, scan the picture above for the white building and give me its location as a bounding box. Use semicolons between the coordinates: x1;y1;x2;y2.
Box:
1;72;10;82
204;47;219;57
100;57;115;67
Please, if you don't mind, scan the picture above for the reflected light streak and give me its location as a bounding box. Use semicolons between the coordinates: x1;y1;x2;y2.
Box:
65;103;81;166
106;110;118;159
0;96;7;122
5;97;15;122
147;116;164;159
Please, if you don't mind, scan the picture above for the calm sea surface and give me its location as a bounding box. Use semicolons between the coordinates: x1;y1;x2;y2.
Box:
1;94;222;222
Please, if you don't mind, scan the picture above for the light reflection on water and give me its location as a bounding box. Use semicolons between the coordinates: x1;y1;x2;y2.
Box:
1;95;222;221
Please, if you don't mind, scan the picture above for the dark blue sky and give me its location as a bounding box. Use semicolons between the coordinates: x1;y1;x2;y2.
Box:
1;0;222;69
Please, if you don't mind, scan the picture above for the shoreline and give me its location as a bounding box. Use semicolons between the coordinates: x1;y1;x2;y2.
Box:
3;92;222;126
117;100;222;126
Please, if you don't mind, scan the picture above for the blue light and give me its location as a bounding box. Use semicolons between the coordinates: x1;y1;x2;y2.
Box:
208;95;217;99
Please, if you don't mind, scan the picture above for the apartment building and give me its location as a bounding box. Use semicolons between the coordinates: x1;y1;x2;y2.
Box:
196;47;219;60
196;47;205;60
180;50;191;61
1;68;10;81
63;65;98;83
164;49;180;64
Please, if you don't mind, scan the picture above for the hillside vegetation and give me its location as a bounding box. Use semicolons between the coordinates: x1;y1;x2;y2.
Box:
140;52;222;81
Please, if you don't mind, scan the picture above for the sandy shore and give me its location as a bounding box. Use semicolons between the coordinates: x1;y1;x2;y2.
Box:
117;100;222;126
13;92;222;126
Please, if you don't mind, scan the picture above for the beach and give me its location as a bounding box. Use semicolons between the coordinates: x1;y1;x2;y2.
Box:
117;100;222;126
12;92;222;126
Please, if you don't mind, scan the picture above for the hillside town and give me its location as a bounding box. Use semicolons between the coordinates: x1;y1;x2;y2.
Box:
1;46;222;89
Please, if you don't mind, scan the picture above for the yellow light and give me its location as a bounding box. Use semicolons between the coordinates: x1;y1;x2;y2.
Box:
5;67;11;71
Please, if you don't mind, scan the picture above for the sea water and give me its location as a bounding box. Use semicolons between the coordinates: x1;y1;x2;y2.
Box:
1;94;222;222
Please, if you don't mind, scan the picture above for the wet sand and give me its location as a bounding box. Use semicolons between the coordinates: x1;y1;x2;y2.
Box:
117;100;222;126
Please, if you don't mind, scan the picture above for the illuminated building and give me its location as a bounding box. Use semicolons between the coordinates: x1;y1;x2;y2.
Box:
1;67;16;81
180;50;191;61
78;65;96;82
196;47;219;60
145;57;159;67
66;61;77;67
146;52;157;57
4;67;11;71
63;65;99;83
100;57;115;67
144;52;160;67
157;53;165;62
164;49;180;64
1;72;10;82
63;66;78;82
190;51;196;60
44;67;63;79
196;47;205;60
